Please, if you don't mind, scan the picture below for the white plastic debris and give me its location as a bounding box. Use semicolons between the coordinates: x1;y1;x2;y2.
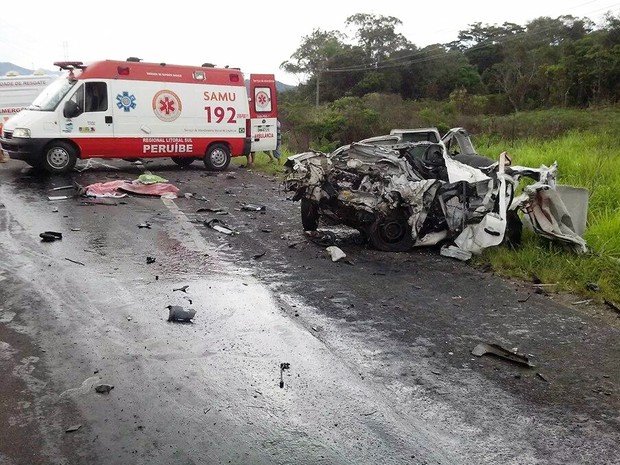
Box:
326;246;347;262
440;244;473;261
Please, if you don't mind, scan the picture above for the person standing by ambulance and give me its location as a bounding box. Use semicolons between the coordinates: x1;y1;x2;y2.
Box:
263;118;282;163
270;119;282;163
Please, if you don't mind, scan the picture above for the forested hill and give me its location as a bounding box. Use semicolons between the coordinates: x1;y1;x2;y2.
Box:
281;12;620;111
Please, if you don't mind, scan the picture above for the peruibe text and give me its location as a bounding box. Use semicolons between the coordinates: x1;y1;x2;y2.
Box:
143;143;194;154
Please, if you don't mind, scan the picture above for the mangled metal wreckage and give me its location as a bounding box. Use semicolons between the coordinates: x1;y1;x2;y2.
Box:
284;130;587;259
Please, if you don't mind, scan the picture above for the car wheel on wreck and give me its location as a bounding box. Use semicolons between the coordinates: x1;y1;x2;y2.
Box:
300;198;319;231
368;210;414;252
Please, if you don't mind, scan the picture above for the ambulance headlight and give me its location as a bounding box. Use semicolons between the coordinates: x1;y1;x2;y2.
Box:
13;128;31;138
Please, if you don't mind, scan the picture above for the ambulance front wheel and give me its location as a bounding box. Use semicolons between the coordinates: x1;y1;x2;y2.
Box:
42;141;77;174
204;143;230;171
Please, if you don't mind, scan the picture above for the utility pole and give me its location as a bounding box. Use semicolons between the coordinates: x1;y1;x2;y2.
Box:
315;70;320;108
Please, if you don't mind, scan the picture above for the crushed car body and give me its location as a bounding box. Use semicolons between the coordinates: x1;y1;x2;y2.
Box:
284;128;587;259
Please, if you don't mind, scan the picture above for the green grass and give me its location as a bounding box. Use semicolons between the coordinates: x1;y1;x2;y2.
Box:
231;150;292;176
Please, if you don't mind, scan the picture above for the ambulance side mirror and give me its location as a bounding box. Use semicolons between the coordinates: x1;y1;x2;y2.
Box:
63;100;81;118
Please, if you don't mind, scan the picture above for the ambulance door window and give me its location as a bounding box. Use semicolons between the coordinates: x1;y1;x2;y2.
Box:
67;84;85;116
85;82;107;112
254;86;272;113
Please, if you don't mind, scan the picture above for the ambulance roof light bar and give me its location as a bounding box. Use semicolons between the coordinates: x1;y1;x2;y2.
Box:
53;61;86;71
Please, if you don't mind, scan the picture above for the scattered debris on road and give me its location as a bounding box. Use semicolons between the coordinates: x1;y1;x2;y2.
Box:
471;342;535;367
40;231;62;242
167;305;196;322
94;383;114;394
326;246;347;262
197;207;225;213
205;218;237;235
173;285;189;293
279;362;290;388
64;258;85;266
65;424;82;433
137;222;152;229
146;256;156;264
49;185;74;192
253;251;267;260
241;203;266;211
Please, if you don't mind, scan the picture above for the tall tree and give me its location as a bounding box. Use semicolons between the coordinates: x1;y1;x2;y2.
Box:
345;13;410;66
450;22;525;75
280;29;346;105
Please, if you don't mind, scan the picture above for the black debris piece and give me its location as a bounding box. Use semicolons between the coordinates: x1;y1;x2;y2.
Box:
167;305;196;322
279;362;290;388
307;230;337;247
253;251;266;260
40;231;63;242
173;285;189;293
138;222;152;229
471;342;535;367
146;256;156;264
94;384;114;394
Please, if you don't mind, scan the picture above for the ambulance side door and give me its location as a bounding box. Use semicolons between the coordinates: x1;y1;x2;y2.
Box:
60;81;115;157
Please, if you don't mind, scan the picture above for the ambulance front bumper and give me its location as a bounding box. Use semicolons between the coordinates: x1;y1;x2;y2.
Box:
0;135;48;163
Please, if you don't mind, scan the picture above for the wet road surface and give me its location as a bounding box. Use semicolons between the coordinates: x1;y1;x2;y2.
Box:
0;158;619;465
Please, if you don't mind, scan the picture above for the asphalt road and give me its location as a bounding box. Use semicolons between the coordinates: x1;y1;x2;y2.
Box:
0;157;619;465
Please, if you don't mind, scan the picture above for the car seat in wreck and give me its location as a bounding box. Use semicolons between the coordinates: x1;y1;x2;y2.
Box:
401;143;449;181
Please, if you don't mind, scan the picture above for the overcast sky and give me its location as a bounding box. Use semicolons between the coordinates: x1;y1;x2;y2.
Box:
0;1;617;85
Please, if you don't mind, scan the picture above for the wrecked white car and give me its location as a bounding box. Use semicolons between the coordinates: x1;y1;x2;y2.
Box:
284;128;587;259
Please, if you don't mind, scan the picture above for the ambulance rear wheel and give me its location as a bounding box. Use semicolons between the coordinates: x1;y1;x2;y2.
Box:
171;156;195;167
43;141;77;174
204;144;230;171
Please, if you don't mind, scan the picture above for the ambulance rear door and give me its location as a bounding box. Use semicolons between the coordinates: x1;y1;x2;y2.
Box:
248;74;277;152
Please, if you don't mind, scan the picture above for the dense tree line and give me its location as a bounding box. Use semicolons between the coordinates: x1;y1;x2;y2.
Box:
280;12;620;112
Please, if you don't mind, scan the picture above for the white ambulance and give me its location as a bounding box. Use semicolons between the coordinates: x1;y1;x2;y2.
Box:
0;70;55;131
0;59;278;173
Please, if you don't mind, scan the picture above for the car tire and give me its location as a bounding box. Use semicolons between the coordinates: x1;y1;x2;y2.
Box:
42;141;77;174
504;209;523;248
171;156;194;167
203;143;230;171
368;210;414;252
301;198;319;231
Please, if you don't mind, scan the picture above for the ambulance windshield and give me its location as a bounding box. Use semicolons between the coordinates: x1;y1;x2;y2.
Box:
29;74;77;111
